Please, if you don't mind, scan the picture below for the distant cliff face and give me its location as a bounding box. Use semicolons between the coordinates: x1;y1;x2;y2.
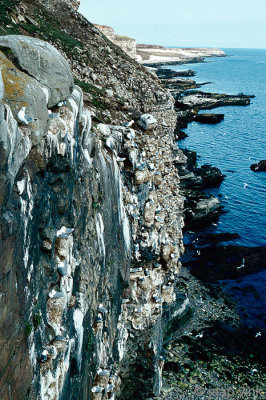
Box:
94;24;137;60
0;2;185;400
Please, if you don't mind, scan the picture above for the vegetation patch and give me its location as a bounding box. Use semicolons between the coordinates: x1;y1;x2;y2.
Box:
24;322;32;336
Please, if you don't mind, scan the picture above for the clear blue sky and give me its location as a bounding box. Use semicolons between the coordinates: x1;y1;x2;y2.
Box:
79;0;266;49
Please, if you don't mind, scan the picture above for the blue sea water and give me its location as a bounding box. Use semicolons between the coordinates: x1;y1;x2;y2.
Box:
171;49;266;328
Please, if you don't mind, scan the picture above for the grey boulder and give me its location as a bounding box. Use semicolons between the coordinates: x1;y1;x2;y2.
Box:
138;113;157;131
0;35;74;107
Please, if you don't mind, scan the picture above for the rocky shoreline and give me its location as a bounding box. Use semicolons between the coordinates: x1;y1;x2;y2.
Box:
152;61;265;399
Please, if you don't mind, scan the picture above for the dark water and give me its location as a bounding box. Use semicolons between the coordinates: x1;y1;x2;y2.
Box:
172;49;266;328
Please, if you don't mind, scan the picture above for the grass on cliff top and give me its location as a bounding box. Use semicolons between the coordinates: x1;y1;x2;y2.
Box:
0;0;84;55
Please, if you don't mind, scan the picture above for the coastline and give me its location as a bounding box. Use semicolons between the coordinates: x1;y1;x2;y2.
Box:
153;54;266;399
137;45;226;65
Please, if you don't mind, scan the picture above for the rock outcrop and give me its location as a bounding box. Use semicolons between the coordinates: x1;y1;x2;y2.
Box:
250;160;266;172
94;24;137;60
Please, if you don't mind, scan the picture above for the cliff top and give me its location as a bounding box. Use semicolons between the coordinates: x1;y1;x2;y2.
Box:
0;0;173;125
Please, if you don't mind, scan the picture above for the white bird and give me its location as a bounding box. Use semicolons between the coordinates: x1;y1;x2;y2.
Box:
243;183;248;189
56;226;74;239
49;290;65;299
91;386;104;393
57;101;67;107
255;332;262;338
225;195;229;199
40;350;49;363
250;369;258;376
123;120;134;127
116;157;126;162
97;369;109;376
196;332;204;338
237;258;245;269
99;304;108;314
17;106;34;125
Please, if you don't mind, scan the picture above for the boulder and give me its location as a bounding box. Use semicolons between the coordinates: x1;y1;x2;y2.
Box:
185;195;222;226
196;164;224;187
0;35;74;107
0;50;49;140
138;114;157;131
250;160;266;172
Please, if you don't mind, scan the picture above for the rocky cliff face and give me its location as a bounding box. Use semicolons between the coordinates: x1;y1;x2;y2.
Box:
0;2;185;400
94;24;137;60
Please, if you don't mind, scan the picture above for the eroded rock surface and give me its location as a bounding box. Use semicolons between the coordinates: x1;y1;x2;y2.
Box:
0;29;184;400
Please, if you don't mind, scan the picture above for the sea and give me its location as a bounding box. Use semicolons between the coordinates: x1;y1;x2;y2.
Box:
170;49;266;329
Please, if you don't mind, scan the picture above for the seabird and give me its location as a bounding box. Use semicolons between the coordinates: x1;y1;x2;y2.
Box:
255;332;262;338
237;258;245;269
57;101;67;107
97;369;109;376
91;386;104;393
56;226;74;239
196;332;204;338
98;304;108;314
116;157;126;162
49;290;65;299
105;137;115;149
48;110;60;119
123;120;134;128
250;369;258;375
57;262;69;277
243;183;248;188
40;350;48;363
17;107;35;125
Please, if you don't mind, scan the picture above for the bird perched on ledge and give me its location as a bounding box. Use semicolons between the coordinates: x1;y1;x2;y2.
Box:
123;120;134;127
17;106;35;125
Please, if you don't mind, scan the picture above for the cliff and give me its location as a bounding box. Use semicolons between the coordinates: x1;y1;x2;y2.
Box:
94;25;138;60
92;24;225;65
0;1;185;400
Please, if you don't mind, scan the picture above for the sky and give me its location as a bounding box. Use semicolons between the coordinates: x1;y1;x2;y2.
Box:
79;0;266;49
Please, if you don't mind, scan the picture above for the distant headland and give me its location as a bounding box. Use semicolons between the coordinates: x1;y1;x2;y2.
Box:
94;24;226;65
